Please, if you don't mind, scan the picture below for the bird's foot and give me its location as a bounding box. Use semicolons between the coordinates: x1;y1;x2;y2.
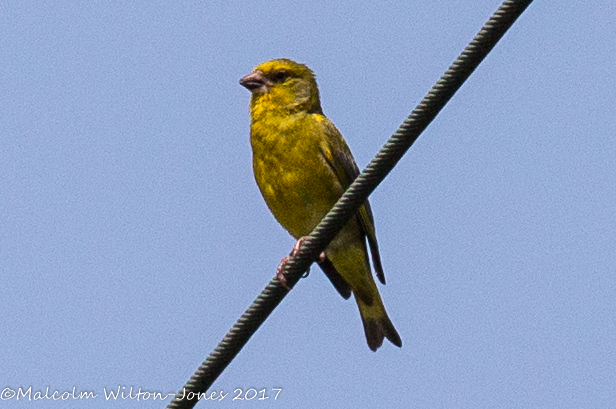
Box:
276;255;292;289
275;236;326;288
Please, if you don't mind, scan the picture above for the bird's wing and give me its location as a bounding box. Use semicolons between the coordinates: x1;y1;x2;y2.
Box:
317;258;352;299
318;118;386;285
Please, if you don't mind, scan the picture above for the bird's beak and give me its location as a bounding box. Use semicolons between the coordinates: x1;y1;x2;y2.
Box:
240;71;270;94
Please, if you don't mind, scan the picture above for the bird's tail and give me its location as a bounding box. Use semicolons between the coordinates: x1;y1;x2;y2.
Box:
356;294;402;351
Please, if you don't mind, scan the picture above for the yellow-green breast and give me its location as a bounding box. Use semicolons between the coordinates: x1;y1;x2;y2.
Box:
251;111;343;238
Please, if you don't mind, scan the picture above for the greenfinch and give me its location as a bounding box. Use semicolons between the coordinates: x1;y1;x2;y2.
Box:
240;59;401;351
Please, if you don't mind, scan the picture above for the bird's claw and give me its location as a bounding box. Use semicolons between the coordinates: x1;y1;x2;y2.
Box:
275;236;326;289
276;255;291;290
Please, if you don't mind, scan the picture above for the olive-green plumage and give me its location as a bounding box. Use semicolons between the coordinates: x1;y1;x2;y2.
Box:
240;59;401;351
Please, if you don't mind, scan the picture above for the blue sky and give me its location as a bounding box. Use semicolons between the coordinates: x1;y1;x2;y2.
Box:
2;1;615;408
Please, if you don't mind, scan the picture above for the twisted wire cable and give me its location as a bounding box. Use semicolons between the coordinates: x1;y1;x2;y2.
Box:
166;1;534;407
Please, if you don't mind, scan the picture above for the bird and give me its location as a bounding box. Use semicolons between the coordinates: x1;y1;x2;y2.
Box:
240;58;401;351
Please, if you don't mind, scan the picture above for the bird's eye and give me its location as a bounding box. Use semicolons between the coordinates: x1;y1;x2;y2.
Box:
272;70;288;83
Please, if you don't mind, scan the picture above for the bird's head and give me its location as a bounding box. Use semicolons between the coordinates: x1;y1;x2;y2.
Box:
240;59;323;115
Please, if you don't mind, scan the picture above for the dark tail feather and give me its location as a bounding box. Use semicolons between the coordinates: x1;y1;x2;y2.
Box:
318;258;352;299
362;316;402;351
356;293;402;351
